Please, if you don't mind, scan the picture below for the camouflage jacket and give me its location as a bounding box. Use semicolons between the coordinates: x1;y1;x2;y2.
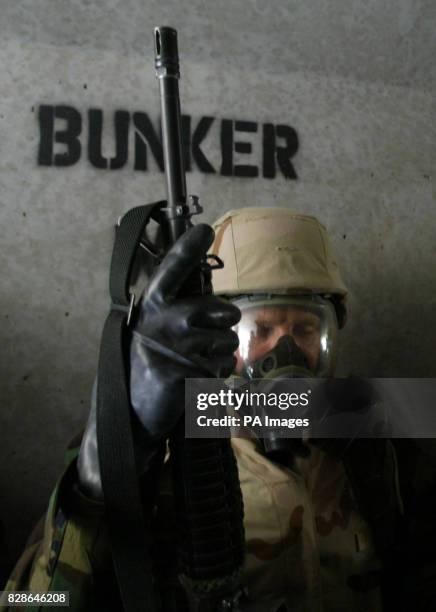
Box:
0;437;417;612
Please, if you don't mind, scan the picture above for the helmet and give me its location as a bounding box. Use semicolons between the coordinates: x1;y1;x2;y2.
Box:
211;207;348;380
211;207;348;328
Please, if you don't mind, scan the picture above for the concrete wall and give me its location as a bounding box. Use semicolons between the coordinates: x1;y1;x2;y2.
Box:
0;0;435;569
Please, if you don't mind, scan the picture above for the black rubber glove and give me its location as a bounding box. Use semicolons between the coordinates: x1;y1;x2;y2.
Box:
78;224;241;500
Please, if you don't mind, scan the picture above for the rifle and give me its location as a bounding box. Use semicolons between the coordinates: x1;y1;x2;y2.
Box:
153;27;246;611
96;27;245;612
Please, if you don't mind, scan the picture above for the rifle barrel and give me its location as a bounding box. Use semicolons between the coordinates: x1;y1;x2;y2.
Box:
154;26;187;244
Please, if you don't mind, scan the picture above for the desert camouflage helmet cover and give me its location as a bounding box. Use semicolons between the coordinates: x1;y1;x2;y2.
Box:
210;207;348;325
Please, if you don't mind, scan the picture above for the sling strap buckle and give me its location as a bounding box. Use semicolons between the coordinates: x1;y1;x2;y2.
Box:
111;293;136;327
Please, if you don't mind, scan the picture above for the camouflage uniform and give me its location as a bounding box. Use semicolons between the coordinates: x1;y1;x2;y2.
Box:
2;435;389;612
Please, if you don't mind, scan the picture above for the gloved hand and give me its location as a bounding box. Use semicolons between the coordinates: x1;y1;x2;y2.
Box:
78;224;241;500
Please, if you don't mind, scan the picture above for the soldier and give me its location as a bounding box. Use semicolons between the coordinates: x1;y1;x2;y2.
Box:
1;207;433;611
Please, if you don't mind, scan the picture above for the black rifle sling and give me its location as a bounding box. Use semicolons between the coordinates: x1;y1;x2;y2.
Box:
97;202;163;612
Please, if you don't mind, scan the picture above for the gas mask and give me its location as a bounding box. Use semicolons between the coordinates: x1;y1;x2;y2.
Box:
233;295;338;379
231;295;339;460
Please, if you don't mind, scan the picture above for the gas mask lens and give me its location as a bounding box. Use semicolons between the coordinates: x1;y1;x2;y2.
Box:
232;296;338;379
